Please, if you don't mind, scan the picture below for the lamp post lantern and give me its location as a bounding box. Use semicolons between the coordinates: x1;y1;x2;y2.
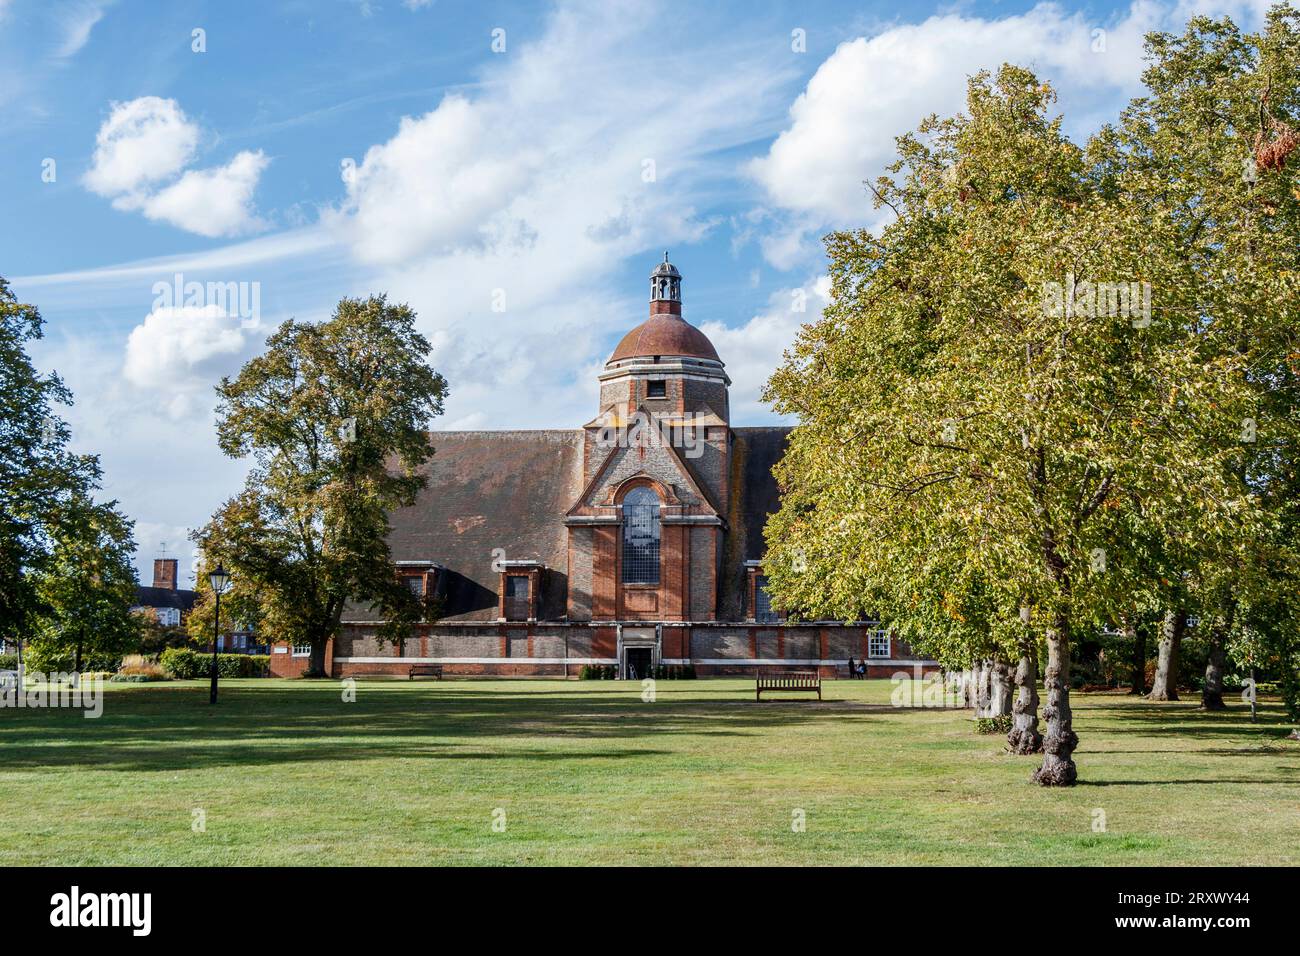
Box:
209;563;232;704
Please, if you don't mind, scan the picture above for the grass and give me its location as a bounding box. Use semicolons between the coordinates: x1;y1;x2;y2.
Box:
1;677;1297;865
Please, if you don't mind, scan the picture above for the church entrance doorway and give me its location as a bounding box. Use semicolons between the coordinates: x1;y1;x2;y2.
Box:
619;626;659;679
625;646;653;681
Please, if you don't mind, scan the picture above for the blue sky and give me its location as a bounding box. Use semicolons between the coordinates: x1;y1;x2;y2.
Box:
0;0;1280;582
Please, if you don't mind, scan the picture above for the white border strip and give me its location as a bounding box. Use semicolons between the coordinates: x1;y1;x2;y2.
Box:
335;656;617;665
335;656;940;667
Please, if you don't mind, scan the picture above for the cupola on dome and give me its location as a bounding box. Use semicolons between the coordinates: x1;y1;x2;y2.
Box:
608;253;721;364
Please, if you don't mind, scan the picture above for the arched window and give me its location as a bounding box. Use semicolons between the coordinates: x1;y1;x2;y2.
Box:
621;486;661;585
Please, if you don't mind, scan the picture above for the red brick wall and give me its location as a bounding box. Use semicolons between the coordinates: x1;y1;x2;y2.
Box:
268;640;333;678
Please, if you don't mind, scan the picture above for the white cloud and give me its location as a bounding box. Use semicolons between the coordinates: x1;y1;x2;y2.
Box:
699;276;829;422
748;0;1277;246
84;96;199;198
84;97;269;238
54;1;109;59
340;96;539;264
138;150;270;238
124;305;255;418
325;0;794;428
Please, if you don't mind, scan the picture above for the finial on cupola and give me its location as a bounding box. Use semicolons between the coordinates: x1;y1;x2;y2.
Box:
649;252;682;317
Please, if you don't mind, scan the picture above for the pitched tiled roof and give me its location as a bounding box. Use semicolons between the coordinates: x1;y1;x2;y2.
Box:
134;586;197;611
357;430;585;622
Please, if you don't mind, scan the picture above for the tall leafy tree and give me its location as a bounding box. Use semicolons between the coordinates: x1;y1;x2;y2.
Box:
193;295;447;676
763;64;1254;786
0;278;101;653
1092;8;1300;709
29;495;141;672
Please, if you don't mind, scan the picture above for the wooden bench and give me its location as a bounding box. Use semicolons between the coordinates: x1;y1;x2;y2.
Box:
408;664;444;680
755;669;821;701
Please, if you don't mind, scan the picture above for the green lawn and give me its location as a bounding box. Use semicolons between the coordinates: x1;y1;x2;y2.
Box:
1;677;1297;865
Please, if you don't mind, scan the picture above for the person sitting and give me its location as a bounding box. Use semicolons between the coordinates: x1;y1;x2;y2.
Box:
857;660;867;678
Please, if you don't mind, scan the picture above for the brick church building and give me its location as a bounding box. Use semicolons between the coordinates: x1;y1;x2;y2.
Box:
273;256;934;679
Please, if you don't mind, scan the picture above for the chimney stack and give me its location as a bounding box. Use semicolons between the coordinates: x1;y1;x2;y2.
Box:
153;558;178;591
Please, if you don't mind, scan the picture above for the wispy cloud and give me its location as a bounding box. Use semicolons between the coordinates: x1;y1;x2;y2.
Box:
53;0;110;59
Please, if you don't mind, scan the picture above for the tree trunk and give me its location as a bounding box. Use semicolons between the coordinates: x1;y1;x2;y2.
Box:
989;659;1014;716
306;637;330;678
74;631;83;674
1033;623;1078;786
1007;642;1042;754
974;660;993;718
1124;614;1145;695
1148;608;1183;701
1202;628;1228;711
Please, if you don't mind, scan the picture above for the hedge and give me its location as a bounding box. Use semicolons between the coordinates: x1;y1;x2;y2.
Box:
160;648;270;679
17;650;123;674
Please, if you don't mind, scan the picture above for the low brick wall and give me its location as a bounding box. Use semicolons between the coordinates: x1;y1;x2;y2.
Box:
307;621;939;679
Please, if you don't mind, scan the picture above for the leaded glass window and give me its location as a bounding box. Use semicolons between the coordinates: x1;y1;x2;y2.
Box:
621;486;661;585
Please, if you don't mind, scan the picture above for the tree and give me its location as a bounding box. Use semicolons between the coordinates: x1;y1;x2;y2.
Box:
29;494;141;671
1093;9;1300;710
762;63;1255;786
186;555;266;649
193;295;448;676
0;278;102;657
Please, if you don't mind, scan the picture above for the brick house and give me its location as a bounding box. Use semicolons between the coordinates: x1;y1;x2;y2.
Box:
271;256;937;679
132;558;196;629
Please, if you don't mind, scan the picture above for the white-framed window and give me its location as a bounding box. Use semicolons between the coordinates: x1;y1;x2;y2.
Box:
156;607;180;627
291;644;311;657
868;630;891;658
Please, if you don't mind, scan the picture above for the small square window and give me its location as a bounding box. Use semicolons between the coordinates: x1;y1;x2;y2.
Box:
402;575;425;597
646;380;666;398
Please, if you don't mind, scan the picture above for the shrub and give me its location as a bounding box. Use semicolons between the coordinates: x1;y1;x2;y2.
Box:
975;715;1012;734
0;653;17;670
119;654;166;678
160;648;269;679
23;649;123;674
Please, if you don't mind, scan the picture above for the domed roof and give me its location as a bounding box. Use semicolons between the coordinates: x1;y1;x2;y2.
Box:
609;313;720;363
650;256;681;279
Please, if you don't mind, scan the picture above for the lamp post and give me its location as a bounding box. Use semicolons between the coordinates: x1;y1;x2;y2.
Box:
209;563;232;704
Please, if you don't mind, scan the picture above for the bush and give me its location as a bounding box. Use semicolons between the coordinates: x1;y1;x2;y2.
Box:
22;649;123;674
0;653;16;670
118;655;167;680
975;714;1012;734
160;648;269;679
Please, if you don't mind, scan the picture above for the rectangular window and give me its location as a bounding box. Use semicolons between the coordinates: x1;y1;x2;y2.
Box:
646;379;666;398
402;575;425;597
754;575;779;623
291;644;311;657
504;575;530;620
868;631;890;658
